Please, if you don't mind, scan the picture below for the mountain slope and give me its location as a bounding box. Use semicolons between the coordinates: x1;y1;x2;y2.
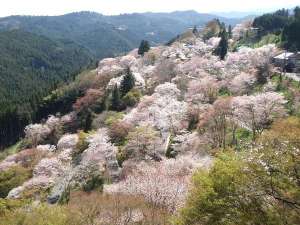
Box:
0;11;245;58
0;30;93;148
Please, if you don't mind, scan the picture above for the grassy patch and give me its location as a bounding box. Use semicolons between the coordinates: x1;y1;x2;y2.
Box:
0;141;22;161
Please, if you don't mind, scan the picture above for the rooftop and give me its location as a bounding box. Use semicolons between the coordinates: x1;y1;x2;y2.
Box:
274;52;295;60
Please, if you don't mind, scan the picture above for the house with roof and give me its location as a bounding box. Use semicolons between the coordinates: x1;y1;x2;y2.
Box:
273;52;300;72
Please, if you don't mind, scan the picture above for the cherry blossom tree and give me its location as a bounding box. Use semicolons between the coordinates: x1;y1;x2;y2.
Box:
24;124;51;147
198;97;233;149
124;83;188;134
186;76;220;104
104;155;212;212
232;92;287;139
73;89;105;112
229;72;256;95
123;124;162;161
232;20;253;40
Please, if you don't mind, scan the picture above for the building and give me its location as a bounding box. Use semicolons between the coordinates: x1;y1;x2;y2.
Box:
273;52;300;73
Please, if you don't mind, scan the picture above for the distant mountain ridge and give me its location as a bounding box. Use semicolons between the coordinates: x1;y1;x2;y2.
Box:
0;11;247;58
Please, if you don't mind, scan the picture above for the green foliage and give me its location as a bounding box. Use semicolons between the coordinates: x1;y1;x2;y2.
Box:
104;111;125;127
214;29;228;60
176;152;270;225
84;111;93;132
122;89;142;107
120;67;135;96
1;204;70;225
256;63;269;85
0;166;32;198
0;199;28;216
192;26;198;35
58;186;71;205
116;148;127;167
234;128;252;149
282;12;300;51
272;73;300;115
82;174;103;192
218;86;231;97
176;117;300;225
138;40;150;56
254;33;281;48
76;131;90;153
110;85;122;111
253;9;290;37
0;141;22;161
228;25;232;39
0;30;93;149
251;7;300;51
165;135;177;158
72;131;90;164
1;192;171;225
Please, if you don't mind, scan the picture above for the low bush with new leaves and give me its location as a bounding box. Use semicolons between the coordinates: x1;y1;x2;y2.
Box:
0;166;32;198
175;117;300;225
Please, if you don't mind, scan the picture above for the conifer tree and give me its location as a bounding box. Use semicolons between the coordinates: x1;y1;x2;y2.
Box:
138;40;150;56
214;29;228;60
84;111;92;132
192;25;198;34
120;67;135;96
228;25;232;39
111;85;121;111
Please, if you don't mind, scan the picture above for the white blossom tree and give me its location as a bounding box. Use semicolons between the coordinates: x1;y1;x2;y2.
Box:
232;92;287;139
104;155;212;212
186;76;220;104
229;72;256;95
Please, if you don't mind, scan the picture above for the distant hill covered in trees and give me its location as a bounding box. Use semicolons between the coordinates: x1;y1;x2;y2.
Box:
0;11;245;59
252;7;300;50
0;30;93;148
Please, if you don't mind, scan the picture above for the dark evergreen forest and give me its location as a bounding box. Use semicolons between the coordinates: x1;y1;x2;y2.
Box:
0;30;94;149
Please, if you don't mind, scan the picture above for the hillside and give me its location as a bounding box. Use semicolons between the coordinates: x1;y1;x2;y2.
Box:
0;11;245;58
0;13;299;224
0;11;249;151
0;30;93;148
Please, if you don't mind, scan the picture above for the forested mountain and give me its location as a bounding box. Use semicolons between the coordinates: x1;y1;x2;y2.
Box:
251;7;300;50
0;11;248;150
0;30;93;148
0;11;244;58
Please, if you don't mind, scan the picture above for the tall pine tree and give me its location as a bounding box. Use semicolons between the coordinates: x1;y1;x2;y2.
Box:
228;25;232;39
120;67;135;96
111;85;121;111
138;40;150;56
192;26;198;34
214;29;228;60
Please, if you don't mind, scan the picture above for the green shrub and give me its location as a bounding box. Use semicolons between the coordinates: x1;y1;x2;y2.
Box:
218;86;231;96
76;131;90;153
165;135;176;158
58;185;71;205
0;204;70;225
0;199;28;216
116;148;127;166
82;174;103;192
72;130;93;165
0;166;32;198
104;111;124;127
175;153;269;225
0;141;22;161
122;89;142;107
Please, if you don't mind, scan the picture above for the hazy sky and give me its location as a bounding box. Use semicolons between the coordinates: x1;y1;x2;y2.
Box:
1;0;299;17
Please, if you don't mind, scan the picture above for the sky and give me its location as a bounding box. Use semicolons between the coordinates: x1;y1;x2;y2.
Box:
0;0;299;17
